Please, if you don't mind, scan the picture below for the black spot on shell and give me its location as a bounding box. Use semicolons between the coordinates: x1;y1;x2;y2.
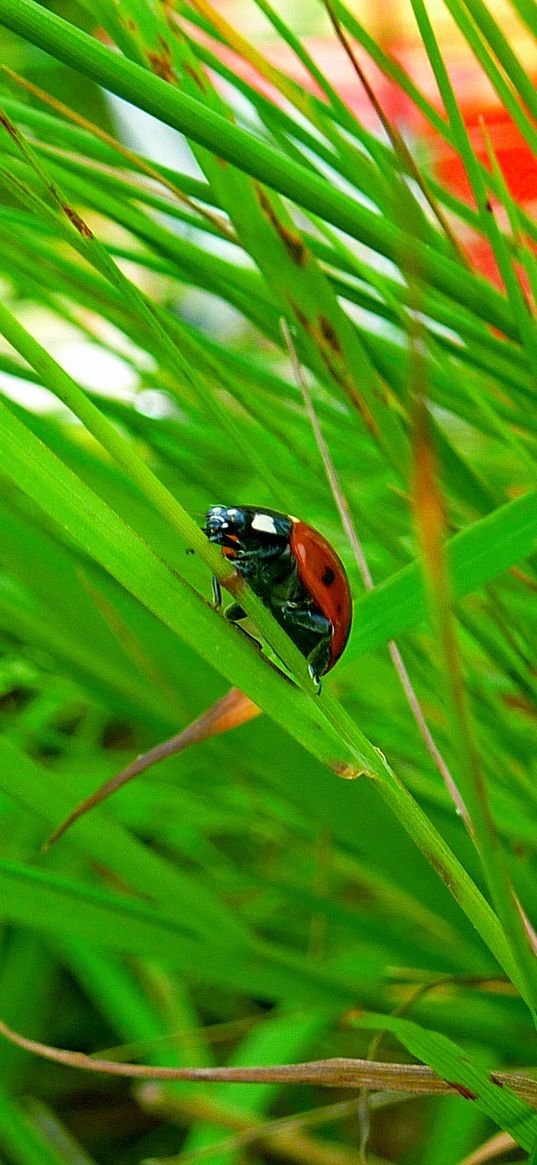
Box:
321;566;336;587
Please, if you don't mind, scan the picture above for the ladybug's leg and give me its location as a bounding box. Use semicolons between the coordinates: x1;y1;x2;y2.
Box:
279;605;332;691
212;576;222;608
306;638;332;692
223;601;247;622
212;587;261;650
223;602;263;652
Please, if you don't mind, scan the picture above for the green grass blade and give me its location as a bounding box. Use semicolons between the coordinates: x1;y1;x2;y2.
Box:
0;0;518;339
350;488;537;660
0;385;528;990
350;1010;537;1150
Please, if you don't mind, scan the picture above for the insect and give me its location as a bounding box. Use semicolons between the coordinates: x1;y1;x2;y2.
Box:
203;505;352;688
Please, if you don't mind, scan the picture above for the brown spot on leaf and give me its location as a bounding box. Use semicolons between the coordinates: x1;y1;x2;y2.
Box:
319;315;342;353
331;761;365;780
184;62;206;92
281;230;307;266
291;296;378;437
315;345;378;436
256;186;308;265
503;694;537;719
148;53;175;82
329;370;378;437
291;303;311;332
0;112;18;141
342;1008;363;1024
490;1073;505;1087
147;37;175;83
422;847;454;890
413;395;446;589
62;205;93;238
446;1081;477;1101
256;186;270;211
322;354;347;388
352;394;378;437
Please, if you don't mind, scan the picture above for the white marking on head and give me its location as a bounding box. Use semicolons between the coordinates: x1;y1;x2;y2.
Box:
251;512;278;535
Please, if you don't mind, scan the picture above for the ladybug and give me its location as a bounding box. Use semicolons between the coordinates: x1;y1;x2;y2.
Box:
203;505;352;687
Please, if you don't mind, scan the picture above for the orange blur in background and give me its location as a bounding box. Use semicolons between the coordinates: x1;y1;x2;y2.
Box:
210;0;537;288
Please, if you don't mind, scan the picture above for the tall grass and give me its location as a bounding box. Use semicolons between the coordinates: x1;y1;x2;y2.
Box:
0;1;535;1162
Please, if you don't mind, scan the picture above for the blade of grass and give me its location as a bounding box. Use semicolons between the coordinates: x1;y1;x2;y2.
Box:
447;0;537;126
0;90;218;208
182;29;399;224
0;851;383;1008
90;0;410;464
0;385;528;994
508;0;537;34
0;112;291;505
413;393;537;1018
0;0;518;340
186;0;392;167
478;113;537;337
409;0;537;366
0;1082;84;1165
281;318;469;825
1;1010;537;1107
348;487;537;661
318;0;537;274
348;1011;537;1151
4;95;531;421
2;67;235;241
323;0;466;262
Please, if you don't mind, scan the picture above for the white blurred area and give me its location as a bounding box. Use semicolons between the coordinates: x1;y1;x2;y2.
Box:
0;92;197;417
0;306;143;415
0;88;252;416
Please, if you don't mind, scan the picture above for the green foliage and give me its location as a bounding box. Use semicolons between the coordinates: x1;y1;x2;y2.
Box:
0;0;535;1161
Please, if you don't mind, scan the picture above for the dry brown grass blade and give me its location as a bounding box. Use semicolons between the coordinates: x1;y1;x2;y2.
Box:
44;688;260;849
1;1016;536;1101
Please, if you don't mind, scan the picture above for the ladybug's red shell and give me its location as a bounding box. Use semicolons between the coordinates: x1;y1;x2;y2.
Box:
289;520;352;669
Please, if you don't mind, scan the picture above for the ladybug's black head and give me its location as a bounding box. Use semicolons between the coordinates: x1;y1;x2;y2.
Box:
203;505;248;553
203;506;291;559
